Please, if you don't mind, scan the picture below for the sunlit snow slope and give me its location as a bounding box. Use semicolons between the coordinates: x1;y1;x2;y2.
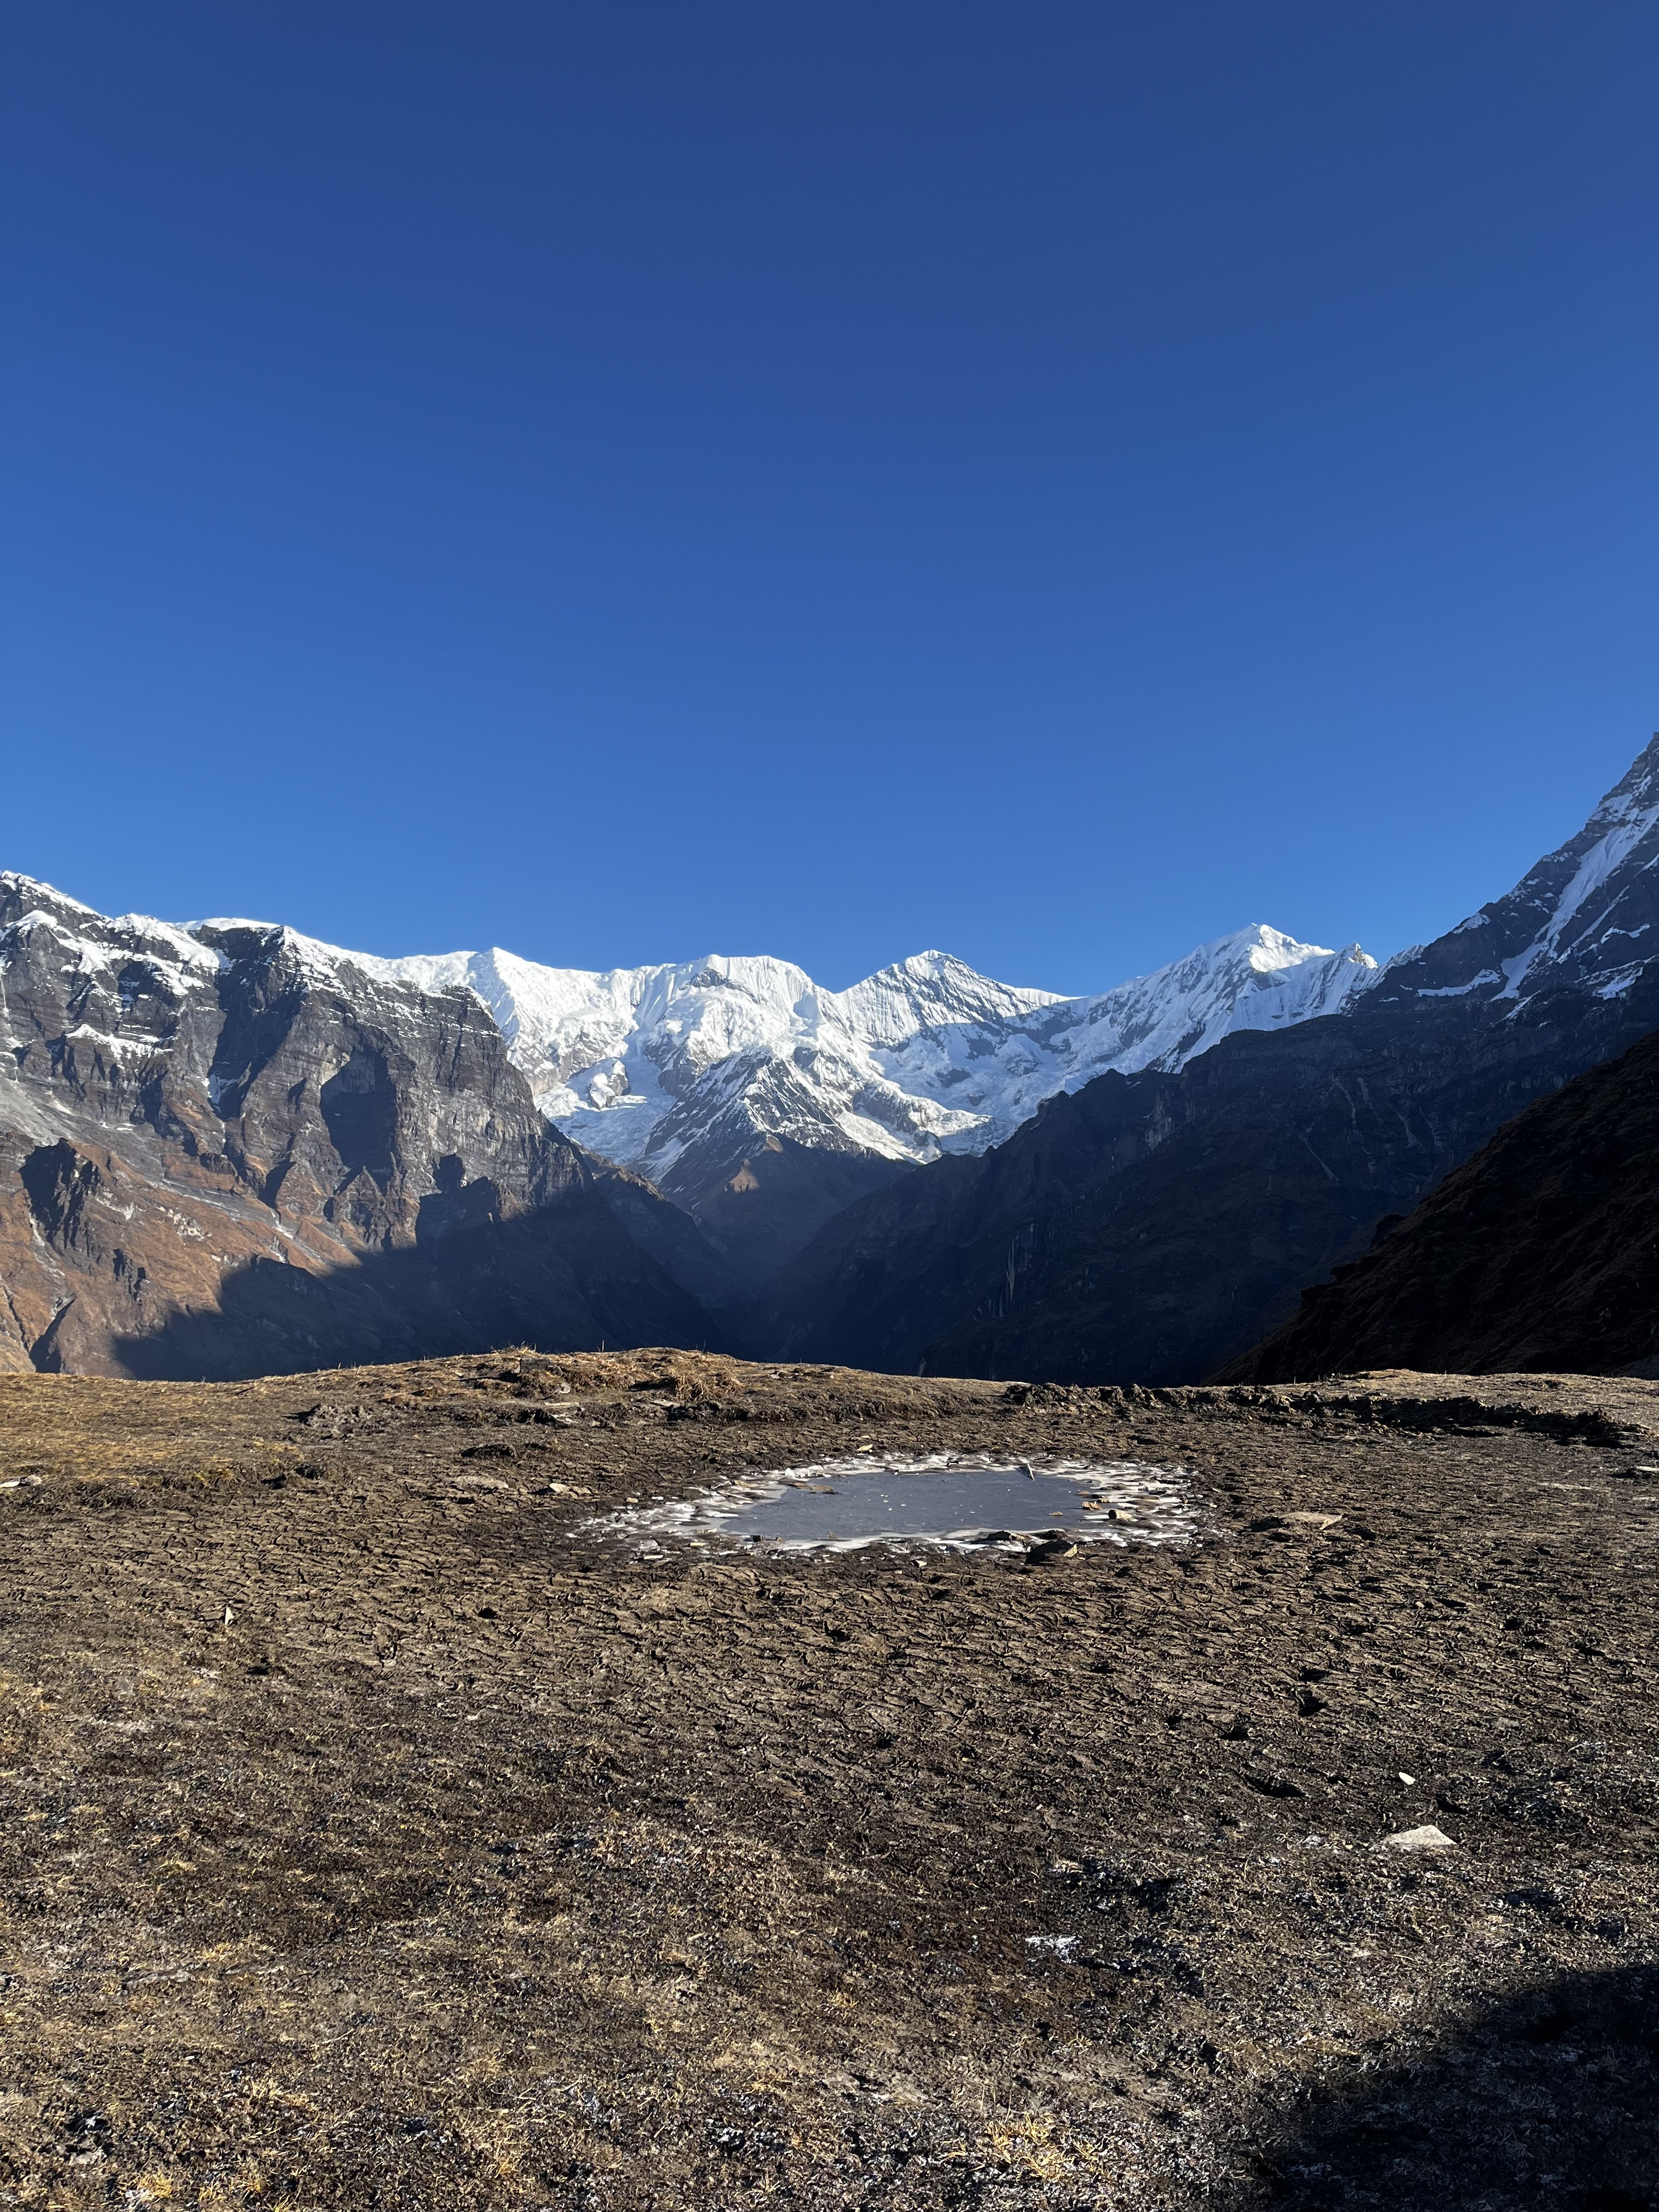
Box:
0;871;1375;1289
383;927;1378;1187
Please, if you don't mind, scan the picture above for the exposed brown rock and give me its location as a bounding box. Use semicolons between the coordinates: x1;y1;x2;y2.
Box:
0;877;725;1376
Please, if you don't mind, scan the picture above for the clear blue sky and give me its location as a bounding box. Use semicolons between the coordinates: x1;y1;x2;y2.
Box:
3;3;1655;994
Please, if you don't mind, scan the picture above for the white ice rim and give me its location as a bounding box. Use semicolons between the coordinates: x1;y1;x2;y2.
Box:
578;1449;1201;1558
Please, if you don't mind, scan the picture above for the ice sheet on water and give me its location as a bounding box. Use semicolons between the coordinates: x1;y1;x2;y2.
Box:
582;1451;1200;1557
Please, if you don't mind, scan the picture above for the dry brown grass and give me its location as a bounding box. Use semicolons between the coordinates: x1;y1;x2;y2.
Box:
0;1356;1652;2205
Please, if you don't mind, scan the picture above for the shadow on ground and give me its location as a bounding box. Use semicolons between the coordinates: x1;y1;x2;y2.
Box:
107;1188;727;1380
1227;1964;1658;2211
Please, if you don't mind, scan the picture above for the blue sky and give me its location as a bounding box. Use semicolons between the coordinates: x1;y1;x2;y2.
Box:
3;2;1655;993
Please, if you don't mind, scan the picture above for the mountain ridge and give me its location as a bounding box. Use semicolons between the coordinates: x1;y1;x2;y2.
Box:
34;888;1373;1288
382;924;1376;1167
12;733;1653;1385
1222;1023;1659;1382
0;876;725;1377
374;922;1376;1279
749;734;1659;1382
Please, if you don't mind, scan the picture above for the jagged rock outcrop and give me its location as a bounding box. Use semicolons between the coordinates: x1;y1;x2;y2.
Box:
1222;1025;1659;1380
0;878;725;1378
751;736;1659;1384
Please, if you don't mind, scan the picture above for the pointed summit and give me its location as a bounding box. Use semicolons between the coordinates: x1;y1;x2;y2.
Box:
1376;734;1659;1010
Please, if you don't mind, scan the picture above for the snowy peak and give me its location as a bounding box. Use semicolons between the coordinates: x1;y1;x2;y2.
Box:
868;926;1378;1156
0;867;1375;1254
830;951;1065;1049
377;926;1377;1195
1376;733;1659;1010
0;872;223;980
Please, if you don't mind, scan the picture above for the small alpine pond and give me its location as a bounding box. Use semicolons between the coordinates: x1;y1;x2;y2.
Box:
584;1451;1199;1558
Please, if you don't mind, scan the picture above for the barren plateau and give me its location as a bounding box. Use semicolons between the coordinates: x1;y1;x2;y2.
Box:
0;1353;1654;2208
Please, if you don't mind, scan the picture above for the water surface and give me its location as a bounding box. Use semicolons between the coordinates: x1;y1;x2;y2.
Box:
586;1451;1197;1556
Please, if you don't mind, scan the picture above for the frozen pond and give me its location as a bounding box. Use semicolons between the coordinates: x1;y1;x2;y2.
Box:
584;1451;1199;1558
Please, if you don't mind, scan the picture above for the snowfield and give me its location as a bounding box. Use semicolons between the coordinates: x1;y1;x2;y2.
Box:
379;927;1379;1179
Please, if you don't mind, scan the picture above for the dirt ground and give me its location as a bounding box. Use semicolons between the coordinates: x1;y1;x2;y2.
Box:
0;1350;1654;2210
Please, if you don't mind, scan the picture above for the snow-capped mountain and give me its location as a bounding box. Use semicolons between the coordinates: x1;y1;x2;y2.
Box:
1367;735;1659;1012
755;733;1659;1386
382;927;1378;1182
0;869;1376;1300
7;733;1659;1374
370;926;1377;1282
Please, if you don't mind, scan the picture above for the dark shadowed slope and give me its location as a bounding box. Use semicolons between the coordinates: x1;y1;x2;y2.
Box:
660;1127;911;1291
752;736;1659;1383
105;1187;725;1382
1223;1025;1659;1381
749;983;1659;1383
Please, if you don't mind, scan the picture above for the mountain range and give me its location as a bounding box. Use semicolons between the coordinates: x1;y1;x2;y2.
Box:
4;732;1657;1381
0;883;1371;1374
755;734;1659;1381
0;883;721;1378
375;926;1376;1281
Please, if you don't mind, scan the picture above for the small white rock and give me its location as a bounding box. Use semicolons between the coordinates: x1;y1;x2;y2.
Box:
1381;1824;1455;1853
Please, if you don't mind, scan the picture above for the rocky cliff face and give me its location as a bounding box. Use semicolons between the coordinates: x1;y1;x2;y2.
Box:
1223;1025;1659;1381
0;878;723;1378
751;737;1659;1384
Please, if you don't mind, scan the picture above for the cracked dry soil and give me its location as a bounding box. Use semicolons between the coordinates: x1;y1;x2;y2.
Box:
0;1350;1654;2209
